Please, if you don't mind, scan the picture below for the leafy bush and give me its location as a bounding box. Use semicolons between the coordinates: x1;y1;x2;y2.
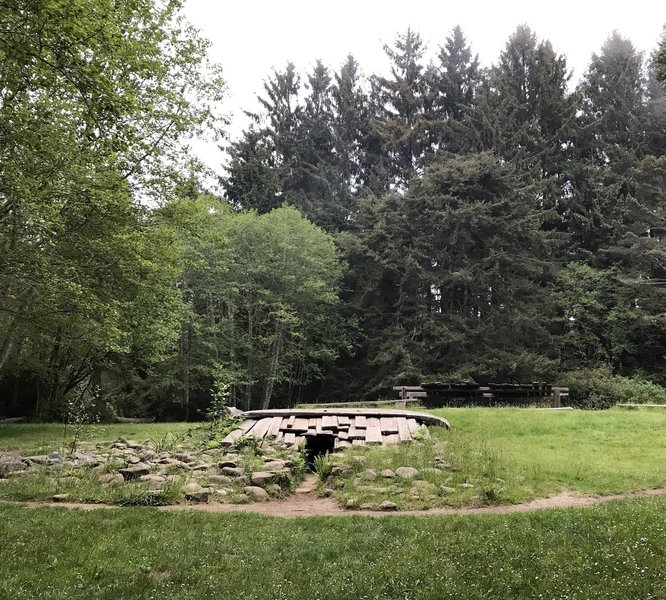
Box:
560;368;666;409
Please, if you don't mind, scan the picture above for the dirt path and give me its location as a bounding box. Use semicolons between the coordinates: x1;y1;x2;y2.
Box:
4;476;666;518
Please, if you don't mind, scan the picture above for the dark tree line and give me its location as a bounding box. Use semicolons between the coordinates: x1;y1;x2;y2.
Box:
1;10;665;420
224;26;666;400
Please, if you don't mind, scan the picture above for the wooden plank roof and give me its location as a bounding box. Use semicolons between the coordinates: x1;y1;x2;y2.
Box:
221;408;450;448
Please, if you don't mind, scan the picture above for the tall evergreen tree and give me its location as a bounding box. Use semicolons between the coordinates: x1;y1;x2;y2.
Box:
370;28;432;191
429;26;481;156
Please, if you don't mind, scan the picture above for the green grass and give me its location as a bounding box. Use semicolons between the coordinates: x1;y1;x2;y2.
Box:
323;407;666;509
0;422;194;454
427;407;666;495
1;499;666;599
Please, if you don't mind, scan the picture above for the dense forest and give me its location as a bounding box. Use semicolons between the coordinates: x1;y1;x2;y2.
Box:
1;0;666;420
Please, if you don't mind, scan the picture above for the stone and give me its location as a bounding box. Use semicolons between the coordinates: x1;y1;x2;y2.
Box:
250;471;273;486
381;469;396;479
221;466;244;478
330;465;353;477
186;487;212;503
190;463;210;471
126;440;141;449
111;442;127;449
345;498;358;509
439;486;456;495
356;485;391;494
0;461;26;477
214;488;229;498
25;455;49;465
71;451;95;463
265;483;282;496
351;456;368;464
458;483;474;489
323;488;335;498
263;460;286;471
52;494;70;502
244;486;269;501
100;473;124;488
49;451;61;461
218;460;238;469
119;464;151;480
395;467;420;479
139;474;166;484
207;474;231;485
127;456;141;465
173;453;194;463
379;500;398;511
360;469;377;481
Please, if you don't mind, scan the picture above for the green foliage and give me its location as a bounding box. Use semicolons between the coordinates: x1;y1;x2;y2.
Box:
63;391;101;454
560;367;666;409
313;452;333;482
0;0;223;418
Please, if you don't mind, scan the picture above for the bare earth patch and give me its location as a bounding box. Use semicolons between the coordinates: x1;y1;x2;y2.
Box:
5;474;666;518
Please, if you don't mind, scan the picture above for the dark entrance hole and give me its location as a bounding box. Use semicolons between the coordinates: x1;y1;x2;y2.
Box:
304;434;335;470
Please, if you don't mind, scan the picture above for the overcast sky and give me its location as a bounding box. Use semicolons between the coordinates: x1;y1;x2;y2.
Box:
184;0;665;173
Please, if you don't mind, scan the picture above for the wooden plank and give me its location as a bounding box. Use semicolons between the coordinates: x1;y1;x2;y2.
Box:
239;419;256;435
337;430;349;440
221;429;243;445
284;432;296;444
275;431;284;442
354;416;367;429
266;416;283;438
396;418;412;441
286;415;296;429
322;415;338;430
315;419;324;435
306;428;317;436
384;433;400;445
379;417;398;434
366;417;380;429
292;417;309;432
338;416;351;426
242;408;450;429
348;426;366;440
407;418;420;434
365;426;383;444
249;418;271;438
308;418;317;429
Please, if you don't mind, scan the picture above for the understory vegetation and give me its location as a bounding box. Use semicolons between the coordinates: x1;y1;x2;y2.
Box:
1;499;666;599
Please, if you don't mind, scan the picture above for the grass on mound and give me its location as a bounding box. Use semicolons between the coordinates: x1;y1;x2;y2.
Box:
1;499;666;599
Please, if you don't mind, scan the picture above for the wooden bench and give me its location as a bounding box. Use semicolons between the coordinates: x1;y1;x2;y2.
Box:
396;383;570;408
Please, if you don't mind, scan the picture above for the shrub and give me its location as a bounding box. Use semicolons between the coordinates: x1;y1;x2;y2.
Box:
560;367;666;409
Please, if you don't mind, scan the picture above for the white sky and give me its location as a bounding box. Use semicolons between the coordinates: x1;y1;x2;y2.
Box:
184;0;665;174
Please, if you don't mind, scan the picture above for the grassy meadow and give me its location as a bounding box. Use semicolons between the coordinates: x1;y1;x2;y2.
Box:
1;498;666;599
2;407;666;598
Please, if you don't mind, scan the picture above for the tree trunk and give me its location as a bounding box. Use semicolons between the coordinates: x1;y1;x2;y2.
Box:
261;330;283;410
